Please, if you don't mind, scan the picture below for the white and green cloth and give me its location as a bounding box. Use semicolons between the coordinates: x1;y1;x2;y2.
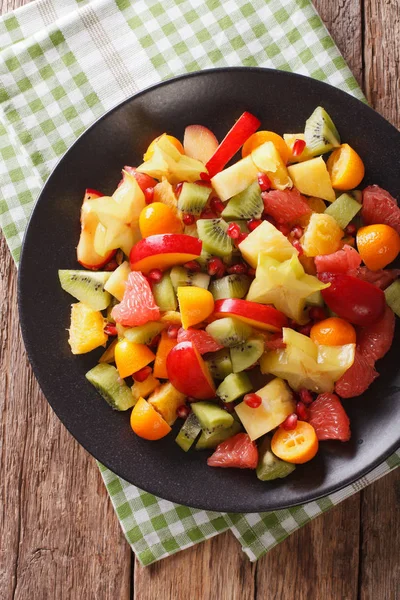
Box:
1;0;398;566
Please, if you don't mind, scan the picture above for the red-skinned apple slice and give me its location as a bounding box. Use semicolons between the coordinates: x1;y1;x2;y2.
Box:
213;299;288;332
183;125;219;164
166;341;216;399
123;166;157;191
130;234;202;273
77;189;116;269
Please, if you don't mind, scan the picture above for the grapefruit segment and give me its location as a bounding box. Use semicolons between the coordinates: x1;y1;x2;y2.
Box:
335;350;379;398
308;393;351;441
361;185;400;234
357;305;395;363
111;271;160;327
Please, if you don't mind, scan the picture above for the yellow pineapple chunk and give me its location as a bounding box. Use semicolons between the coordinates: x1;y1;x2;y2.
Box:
104;261;130;301
239;220;297;268
160;311;182;325
251;141;292;190
301;213;343;257
283;133;317;163
287;157;336;202
211;155;258;202
131;375;160;403
148;382;186;426
68;302;107;354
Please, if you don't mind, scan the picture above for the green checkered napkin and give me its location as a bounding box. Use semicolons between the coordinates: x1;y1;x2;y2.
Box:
1;0;399;566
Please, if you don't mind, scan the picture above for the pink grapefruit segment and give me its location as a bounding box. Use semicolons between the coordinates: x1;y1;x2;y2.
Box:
335;350;379;398
111;271;160;327
315;244;361;275
357;305;395;364
261;188;311;225
361;185;400;234
308;393;351;442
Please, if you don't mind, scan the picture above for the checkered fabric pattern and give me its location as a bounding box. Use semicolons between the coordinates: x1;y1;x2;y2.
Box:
1;0;398;566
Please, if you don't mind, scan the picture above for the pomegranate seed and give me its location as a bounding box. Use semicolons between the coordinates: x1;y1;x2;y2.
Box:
200;172;211;182
176;404;191;419
149;334;161;348
133;366;152;383
292;138;306;157
345;223;357;236
291;239;304;255
257;172;271;191
282;413;298;430
200;208;217;219
222;402;235;413
186;397;197;404
309;306;327;322
265;334;286;350
237;232;248;244
148;268;163;282
207;257;225;278
227;263;248;275
298;323;312;336
248;268;256;277
248;218;263;232
167;325;180;339
296;401;309;421
103;258;118;271
299;388;314;406
144;187;154;204
291;225;304;239
227;222;241;239
175;182;184;197
277;224;291;236
184;260;201;272
244;393;262;408
104;323;117;336
210;197;225;214
183;213;195;225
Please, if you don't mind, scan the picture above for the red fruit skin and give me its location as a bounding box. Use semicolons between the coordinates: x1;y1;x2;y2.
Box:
111;271;160;327
261;188;311;225
177;328;224;354
207;433;258;469
213;298;288;332
357;305;395;363
319;273;386;326
315;245;361;275
130;234;202;271
206;112;261;178
362;185;400;234
166;342;216;400
356;267;400;290
308;393;351;441
335;350;379;398
123;166;157;191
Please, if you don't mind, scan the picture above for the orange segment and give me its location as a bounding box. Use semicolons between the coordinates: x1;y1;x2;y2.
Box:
242;131;290;164
131;252;200;274
115;339;155;378
139;202;183;238
177;286;214;329
130;397;171;440
144;135;184;161
327;143;365;190
356;224;400;271
271;421;318;464
310;317;356;346
153;330;178;378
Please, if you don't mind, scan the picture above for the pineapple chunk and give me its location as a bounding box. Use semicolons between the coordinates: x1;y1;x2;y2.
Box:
238;220;297;268
104;261;130;301
283;133;318;163
235;378;295;441
148;382;186;426
137;136;205;184
211;155;258;202
287;157;336;202
251;141;292;190
68;302;107;354
160;311;182;325
301;213;343;257
131;375;160;403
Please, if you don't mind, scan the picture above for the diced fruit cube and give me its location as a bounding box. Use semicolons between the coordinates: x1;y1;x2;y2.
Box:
151;271;177;311
177;286;214;329
209;274;251;301
221;181;263;220
234;378;295;441
287;157;336;202
238;220;297;268
216;372;252;403
68;302;107;354
384;279;400;317
104;261;131;301
251;141;292;190
324;193;361;229
153;330;178;379
170;266;210;290
191;401;234;432
153;178;178;212
301;213;344;257
283;133;318;163
148;381;186;426
175;412;202;451
256;436;296;481
304;107;341;156
131;374;160;403
114;339;155;378
206;317;252;348
195;420;242;450
211;155;258;202
205;348;233;380
86;363;134;410
230;336;265;372
123;322;166;345
177;182;210;215
59;270;111;311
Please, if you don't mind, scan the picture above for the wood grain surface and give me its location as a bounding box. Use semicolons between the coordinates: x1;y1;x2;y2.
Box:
0;1;399;599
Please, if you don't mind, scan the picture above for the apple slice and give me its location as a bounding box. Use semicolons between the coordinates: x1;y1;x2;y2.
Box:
183;125;219;164
77;189;116;269
123;166;157;191
130;234;202;273
166;341;216;399
213;298;288;332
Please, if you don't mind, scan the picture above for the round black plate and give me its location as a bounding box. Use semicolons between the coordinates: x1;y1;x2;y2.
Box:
18;68;400;513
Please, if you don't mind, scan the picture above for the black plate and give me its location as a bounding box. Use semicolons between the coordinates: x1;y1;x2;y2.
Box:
18;68;400;513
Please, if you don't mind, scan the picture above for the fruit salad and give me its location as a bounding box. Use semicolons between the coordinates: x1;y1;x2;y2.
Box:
59;107;400;480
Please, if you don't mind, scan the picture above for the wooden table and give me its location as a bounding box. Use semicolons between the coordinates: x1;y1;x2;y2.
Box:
1;1;399;597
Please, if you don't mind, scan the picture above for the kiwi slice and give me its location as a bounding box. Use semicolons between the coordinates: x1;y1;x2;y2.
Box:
205;348;233;380
196;218;233;258
152;271;177;311
230;336;265;373
221;181;263;220
324;193;362;229
85;363;134;411
216;372;252;403
175;412;202;451
206;317;252;348
256;436;296;481
58;270;111;311
178;182;210;215
195;419;242;450
209;274;251;301
384;280;400;317
191;401;234;431
304;106;341;155
124;322;166;344
170;266;210;290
